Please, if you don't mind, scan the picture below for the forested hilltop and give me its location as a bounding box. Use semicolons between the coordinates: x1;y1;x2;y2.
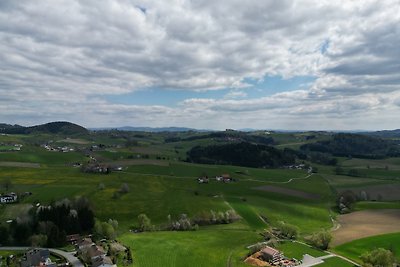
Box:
187;142;296;168
0;121;88;135
300;133;400;159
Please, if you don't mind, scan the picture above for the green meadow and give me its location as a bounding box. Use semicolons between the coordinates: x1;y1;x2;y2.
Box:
119;228;260;267
1;131;400;266
333;233;400;263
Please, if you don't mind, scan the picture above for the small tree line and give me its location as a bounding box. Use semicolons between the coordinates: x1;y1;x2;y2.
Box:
134;210;240;232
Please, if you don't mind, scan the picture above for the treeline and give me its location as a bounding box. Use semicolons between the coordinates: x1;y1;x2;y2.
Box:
0;197;95;247
135;210;241;232
187;142;296;168
300;133;400;159
165;132;274;146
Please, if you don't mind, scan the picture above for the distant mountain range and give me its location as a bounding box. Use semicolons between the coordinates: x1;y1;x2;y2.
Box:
361;129;400;138
90;126;210;132
1;121;400;136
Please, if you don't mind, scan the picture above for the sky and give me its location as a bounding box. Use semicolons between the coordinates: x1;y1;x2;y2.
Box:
0;0;399;130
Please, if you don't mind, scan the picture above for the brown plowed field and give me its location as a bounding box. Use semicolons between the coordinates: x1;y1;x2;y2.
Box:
332;209;400;246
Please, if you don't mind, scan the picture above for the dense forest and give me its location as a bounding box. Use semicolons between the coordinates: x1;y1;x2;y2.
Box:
300;133;400;159
165;131;274;145
187;142;296;168
0;197;95;247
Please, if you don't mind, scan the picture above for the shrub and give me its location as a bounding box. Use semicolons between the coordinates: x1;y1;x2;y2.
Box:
361;248;395;267
276;222;298;239
308;230;332;250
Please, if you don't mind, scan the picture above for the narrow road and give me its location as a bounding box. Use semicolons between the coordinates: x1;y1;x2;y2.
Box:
0;247;84;267
244;173;313;184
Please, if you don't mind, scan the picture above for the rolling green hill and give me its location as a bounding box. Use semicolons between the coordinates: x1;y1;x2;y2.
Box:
0;121;88;135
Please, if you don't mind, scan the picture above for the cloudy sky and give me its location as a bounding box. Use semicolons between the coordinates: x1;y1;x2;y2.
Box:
1;0;399;130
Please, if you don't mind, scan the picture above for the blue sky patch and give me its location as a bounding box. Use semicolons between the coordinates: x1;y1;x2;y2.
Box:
105;75;316;106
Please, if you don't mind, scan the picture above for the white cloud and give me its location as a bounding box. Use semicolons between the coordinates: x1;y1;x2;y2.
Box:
0;0;399;129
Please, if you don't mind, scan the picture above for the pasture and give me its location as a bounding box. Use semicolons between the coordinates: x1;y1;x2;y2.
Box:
277;241;327;259
319;257;357;267
334;233;400;263
2;132;400;266
119;228;261;267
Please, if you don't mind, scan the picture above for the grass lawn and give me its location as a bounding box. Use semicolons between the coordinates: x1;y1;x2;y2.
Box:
333;232;400;263
119;228;261;267
277;241;327;259
0;251;24;267
319;257;357;267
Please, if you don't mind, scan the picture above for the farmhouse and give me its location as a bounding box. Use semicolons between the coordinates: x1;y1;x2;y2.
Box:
87;245;106;261
20;249;56;267
77;237;95;251
217;174;233;182
0;192;17;203
197;176;209;183
66;234;81;244
261;246;284;265
92;256;115;267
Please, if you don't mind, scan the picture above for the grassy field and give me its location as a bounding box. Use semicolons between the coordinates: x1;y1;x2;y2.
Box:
333;232;400;263
2;132;400;266
277;241;327;259
119;228;261;267
354;201;400;210
319;257;357;267
0;154;333;234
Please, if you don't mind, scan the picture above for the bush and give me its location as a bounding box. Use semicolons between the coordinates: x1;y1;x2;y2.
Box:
138;214;153;232
361;248;395;267
308;230;332;250
119;183;130;194
276;222;298;239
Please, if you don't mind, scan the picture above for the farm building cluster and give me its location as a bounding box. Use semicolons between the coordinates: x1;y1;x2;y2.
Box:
67;234;131;267
197;174;235;183
42;144;75;152
0;143;22;151
20;249;57;267
0;192;17;203
70;236;116;267
245;246;300;267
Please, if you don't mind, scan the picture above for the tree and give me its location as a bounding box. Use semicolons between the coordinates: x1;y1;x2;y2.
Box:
94;221;116;240
277;222;298;239
29;234;48;247
0;225;9;245
308;230;332;250
12;222;31;245
138;214;152;232
120;183;130;194
1;178;12;191
337;190;357;213
360;248;395;267
47;223;66;247
77;206;95;232
98;183;105;190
